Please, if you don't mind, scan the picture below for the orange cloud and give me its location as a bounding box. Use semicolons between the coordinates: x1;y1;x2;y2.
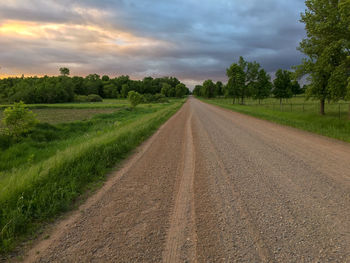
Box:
0;19;168;50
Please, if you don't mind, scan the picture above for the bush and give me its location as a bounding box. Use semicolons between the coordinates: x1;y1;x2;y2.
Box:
74;95;89;102
1;101;38;139
87;94;103;102
153;93;169;103
128;91;143;108
74;94;103;102
142;93;169;103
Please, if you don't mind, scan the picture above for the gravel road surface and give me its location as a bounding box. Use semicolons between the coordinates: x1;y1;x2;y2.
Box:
24;98;350;262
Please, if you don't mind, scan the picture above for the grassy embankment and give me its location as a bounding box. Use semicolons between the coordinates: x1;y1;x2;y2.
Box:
0;98;185;254
201;97;350;143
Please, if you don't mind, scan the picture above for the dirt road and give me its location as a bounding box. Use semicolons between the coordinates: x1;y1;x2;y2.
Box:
24;98;350;262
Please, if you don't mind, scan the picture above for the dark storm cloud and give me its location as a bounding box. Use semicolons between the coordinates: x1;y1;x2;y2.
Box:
0;0;307;86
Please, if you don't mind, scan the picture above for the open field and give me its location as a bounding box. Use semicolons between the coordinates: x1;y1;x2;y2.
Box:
201;97;350;143
0;99;185;254
0;99;129;110
21;98;350;262
0;108;118;126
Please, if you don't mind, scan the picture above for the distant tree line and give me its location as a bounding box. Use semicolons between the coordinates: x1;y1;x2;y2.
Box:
194;0;350;116
195;0;350;116
193;56;303;104
0;68;189;104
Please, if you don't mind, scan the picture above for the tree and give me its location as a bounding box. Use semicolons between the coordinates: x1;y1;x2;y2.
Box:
291;80;302;96
121;84;130;98
1;101;38;139
128;91;142;108
193;85;202;96
246;60;260;97
161;83;171;97
215;81;224;97
201;80;216;98
84;74;103;97
273;69;293;105
296;0;350;115
226;63;245;104
175;83;187;98
101;75;110;82
167;87;176;97
252;69;272;103
59;67;70;76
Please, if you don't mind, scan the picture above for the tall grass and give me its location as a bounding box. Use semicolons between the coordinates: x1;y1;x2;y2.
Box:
0;100;184;253
202;98;350;143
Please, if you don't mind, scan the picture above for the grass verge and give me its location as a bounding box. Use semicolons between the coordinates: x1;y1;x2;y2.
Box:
201;98;350;143
0;99;185;254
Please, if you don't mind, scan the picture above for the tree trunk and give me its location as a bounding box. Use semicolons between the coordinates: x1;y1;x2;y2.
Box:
259;99;261;105
241;97;244;105
320;99;325;115
280;98;282;106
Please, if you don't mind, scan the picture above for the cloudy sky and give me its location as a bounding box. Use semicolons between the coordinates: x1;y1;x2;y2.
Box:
0;0;306;87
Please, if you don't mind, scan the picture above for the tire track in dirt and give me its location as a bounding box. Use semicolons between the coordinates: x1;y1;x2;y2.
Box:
21;101;191;263
193;111;273;262
162;112;197;263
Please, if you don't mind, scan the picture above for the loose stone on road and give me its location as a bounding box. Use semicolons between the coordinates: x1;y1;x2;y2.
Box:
24;98;350;262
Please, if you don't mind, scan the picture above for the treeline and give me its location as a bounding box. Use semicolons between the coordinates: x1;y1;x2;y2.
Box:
0;68;189;104
195;0;350;116
193;57;304;104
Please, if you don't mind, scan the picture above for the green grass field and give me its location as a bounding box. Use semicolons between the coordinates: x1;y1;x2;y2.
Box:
0;99;129;110
0;99;185;254
201;96;350;143
0;108;118;126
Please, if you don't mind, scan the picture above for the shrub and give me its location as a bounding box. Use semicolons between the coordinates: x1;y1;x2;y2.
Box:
87;94;103;102
153;93;169;103
142;93;169;104
1;101;38;139
74;95;89;102
128;91;142;108
74;94;103;102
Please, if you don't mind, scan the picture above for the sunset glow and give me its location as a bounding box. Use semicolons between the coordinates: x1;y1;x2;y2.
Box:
0;0;306;86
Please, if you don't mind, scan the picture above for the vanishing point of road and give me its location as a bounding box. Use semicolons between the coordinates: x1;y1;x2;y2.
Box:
25;98;350;262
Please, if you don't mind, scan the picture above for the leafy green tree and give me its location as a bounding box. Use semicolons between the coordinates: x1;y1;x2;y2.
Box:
167;87;176;97
215;81;224;97
246;60;261;96
226;63;246;104
1;101;38;139
161;83;171;97
175;83;187;98
59;67;70;76
121;84;130;98
273;69;293;105
101;75;110;82
291;80;302;96
193;85;202;96
201;80;216;98
128;91;142;108
84;74;103;97
296;0;350;115
252;69;272;103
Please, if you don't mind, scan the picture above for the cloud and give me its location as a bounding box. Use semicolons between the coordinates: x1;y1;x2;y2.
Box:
0;0;307;86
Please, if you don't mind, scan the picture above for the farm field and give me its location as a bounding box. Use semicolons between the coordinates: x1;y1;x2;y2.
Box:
0;98;185;254
201;96;350;143
0;108;117;125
